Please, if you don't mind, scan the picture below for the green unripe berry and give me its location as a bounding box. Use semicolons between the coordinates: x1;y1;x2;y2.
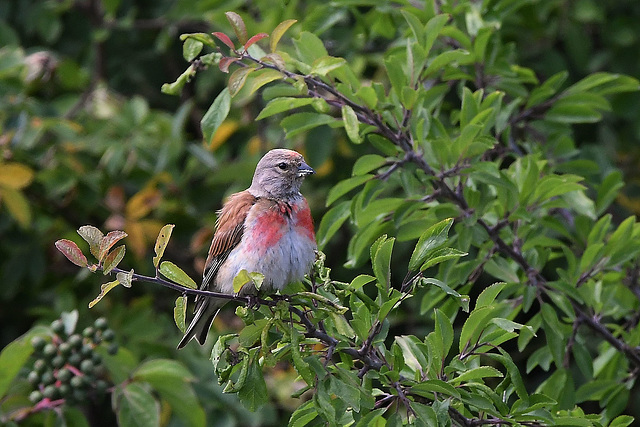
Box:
52;355;65;369
81;344;93;357
92;353;102;365
95;380;108;394
31;336;46;352
82;327;94;338
58;342;71;356
57;368;72;382
59;384;71;397
68;334;83;349
43;343;57;358
80;359;94;374
70;375;84;389
43;384;58;399
29;390;42;403
41;371;55;385
102;329;115;342
107;343;118;355
51;319;65;335
68;353;81;366
94;317;108;331
34;359;47;373
27;370;40;385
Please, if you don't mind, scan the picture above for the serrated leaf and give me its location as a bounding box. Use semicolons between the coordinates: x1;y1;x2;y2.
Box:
409;218;454;271
419;247;467;271
103;245;125;275
410;379;461;399
244;32;268;51
153;224;175;268
459;305;498;352
159;261;197;289
341;105;362;144
88;280;120;308
228;66;254;97
212;32;235;50
271;19;297;53
99;230;128;262
256;97;317;120
225;12;247;45
202;88;231;144
372;236;394;290
174;295;187;333
55;239;88;267
237;348;268;411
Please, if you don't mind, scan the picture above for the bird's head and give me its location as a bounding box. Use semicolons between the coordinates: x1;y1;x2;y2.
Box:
249;149;315;199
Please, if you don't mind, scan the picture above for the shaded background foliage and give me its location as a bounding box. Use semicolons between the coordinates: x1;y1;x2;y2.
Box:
1;0;640;425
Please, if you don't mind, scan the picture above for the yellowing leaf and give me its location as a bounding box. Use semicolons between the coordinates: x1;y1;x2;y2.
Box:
208;120;239;151
0;187;31;228
0;163;34;189
125;185;161;221
89;280;120;308
270;19;297;53
116;269;134;288
103;245;126;275
153;224;175;268
233;269;252;293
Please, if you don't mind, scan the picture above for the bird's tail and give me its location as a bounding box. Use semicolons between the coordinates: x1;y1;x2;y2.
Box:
176;299;225;349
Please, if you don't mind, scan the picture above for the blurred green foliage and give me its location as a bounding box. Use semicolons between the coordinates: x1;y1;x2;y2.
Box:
1;0;640;425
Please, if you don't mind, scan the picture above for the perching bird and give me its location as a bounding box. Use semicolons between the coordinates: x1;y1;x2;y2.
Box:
177;149;317;348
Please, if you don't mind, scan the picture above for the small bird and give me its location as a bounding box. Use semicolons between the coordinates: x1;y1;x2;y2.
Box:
177;149;317;348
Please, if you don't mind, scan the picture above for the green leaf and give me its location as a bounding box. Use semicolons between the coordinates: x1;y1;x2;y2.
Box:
201;88;231;145
233;269;253;293
89;280;120;308
256;97;317;120
384;55;407;99
419;247;467;271
293;31;327;64
271;19;297;53
161;64;197;95
228;66;255;97
317;200;351;250
352;154;386;176
409;218;454;271
245;68;283;95
281;112;335;139
372;236;394;290
153;224;174;268
459;305;498;353
341;105;362;144
102;245;125;275
476;282;506;308
434;309;454;360
237;348;268;411
0;328;46;397
290;328;314;385
609;415;635;427
326;174;373;206
450;366;503;384
78;225;103;259
395;335;429;374
410;379;461;399
183;38;203;62
310;56;346;76
174;295;187;333
289;400;318;427
0;187;31;227
133;359;204;425
55;239;88;268
225;11;247;45
116;382;160;427
424;49;473;76
545;103;601;123
159;261;197;289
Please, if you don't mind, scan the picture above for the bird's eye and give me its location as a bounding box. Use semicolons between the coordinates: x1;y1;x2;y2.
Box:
277;162;288;170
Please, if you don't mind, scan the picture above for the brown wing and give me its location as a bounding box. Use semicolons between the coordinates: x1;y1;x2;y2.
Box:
195;191;257;310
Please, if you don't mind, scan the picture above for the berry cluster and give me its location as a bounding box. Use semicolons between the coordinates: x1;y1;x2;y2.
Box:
27;317;118;405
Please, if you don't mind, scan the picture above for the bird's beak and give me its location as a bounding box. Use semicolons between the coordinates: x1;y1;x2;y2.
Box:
298;161;315;177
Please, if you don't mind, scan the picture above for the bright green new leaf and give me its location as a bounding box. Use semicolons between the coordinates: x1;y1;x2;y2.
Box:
245;68;283;95
174;295;187;333
182;38;203;62
160;261;197;289
450;366;504;384
256;97;317;120
310;56;346;76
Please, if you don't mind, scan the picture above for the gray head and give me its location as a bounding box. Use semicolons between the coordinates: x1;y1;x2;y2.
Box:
248;149;315;199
